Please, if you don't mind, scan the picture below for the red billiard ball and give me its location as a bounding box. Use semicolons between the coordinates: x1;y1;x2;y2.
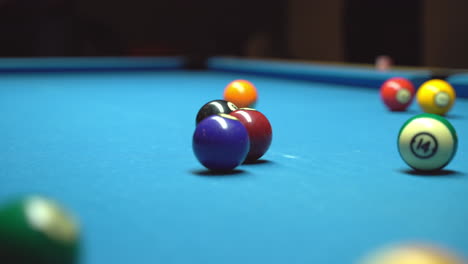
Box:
193;114;250;171
230;108;272;162
380;77;415;111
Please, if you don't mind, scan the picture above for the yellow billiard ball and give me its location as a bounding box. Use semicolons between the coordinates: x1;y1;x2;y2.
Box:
416;79;456;115
359;243;465;264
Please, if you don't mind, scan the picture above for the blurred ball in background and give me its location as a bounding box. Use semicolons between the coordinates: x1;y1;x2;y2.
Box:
375;55;393;71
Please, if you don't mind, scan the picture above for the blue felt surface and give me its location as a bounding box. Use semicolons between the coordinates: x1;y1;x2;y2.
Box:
0;57;186;73
447;73;468;98
0;70;467;264
208;57;432;89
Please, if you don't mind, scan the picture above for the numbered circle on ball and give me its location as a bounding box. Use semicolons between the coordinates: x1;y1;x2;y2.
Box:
396;89;411;104
227;102;238;111
434;91;450;107
410;132;438;159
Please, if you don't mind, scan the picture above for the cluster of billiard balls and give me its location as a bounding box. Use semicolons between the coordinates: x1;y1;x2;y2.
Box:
0;80;270;264
193;80;272;171
380;77;458;172
380;77;456;115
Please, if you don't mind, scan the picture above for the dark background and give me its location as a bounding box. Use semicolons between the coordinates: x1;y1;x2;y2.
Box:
0;0;467;68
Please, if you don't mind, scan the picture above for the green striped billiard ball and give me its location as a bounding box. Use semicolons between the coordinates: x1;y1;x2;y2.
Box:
398;113;458;171
0;196;80;264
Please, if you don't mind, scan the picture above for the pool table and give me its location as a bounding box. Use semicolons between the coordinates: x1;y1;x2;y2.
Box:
0;56;467;264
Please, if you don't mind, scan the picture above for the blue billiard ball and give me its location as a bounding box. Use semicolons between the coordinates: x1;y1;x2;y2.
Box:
193;114;250;171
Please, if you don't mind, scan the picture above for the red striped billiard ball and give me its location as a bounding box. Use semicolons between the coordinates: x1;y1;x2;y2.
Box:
193;114;250;171
380;77;415;111
230;108;272;162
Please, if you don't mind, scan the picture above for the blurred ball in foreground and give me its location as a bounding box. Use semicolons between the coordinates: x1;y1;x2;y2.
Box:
0;195;80;264
358;243;465;264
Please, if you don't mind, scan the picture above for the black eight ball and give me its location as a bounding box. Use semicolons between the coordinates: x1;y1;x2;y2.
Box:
196;100;238;124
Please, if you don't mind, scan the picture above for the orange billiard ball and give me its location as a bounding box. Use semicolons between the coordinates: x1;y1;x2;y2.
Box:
223;80;258;108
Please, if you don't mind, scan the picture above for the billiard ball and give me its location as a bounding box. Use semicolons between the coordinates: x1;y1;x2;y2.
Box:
359;243;464;264
375;55;393;71
416;79;456;115
193;114;250;171
223;80;258;108
0;196;80;264
196;99;238;124
380;77;415;111
230;108;272;162
398;113;457;171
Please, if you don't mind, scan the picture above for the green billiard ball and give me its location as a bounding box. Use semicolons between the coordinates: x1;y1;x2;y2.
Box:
398;113;458;171
0;196;80;264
